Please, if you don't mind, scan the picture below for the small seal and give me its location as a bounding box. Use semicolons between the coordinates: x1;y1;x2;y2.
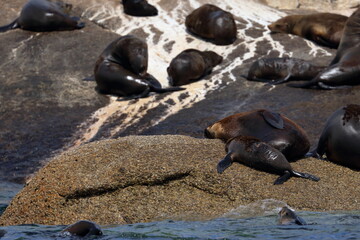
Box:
217;136;320;185
278;207;307;225
185;4;237;45
0;0;85;32
245;57;325;85
61;220;103;237
122;0;158;17
204;109;310;161
94;35;184;99
167;49;223;86
307;104;360;170
268;13;347;48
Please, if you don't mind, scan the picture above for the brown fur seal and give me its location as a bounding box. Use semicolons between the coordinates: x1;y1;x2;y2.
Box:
61;220;103;237
217;136;320;184
122;0;158;17
268;13;347;48
245;57;325;85
307;104;360;170
185;4;237;45
167;49;223;86
205;109;310;161
278;207;307;225
95;35;184;99
0;0;84;32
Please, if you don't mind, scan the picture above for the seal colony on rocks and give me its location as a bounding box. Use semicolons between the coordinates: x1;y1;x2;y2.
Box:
167;49;223;86
185;4;237;45
0;0;84;32
121;0;158;17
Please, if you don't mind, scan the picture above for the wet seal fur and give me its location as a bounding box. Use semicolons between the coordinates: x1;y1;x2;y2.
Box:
61;220;103;237
167;49;223;86
289;8;360;89
217;136;320;185
278;207;307;225
122;0;158;17
94;35;184;99
307;104;360;170
0;0;84;32
245;57;325;85
185;4;237;45
205;109;310;161
268;12;347;48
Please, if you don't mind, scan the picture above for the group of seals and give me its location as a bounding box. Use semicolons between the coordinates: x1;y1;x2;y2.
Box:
61;220;103;237
122;0;158;17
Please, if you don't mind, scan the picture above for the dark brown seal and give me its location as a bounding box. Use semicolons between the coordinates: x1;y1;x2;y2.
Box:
246;57;325;85
122;0;158;17
0;0;84;32
61;220;103;237
185;4;237;45
217;136;320;184
167;49;223;86
278;207;307;225
268;13;347;48
94;35;184;99
307;104;360;170
204;109;310;161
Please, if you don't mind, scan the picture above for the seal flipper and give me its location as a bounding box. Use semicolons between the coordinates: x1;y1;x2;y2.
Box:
274;171;291;185
151;86;185;93
317;82;352;90
262;110;284;129
83;76;95;81
217;153;233;174
291;170;320;182
267;73;292;85
287;81;318;89
0;18;19;33
294;215;307;225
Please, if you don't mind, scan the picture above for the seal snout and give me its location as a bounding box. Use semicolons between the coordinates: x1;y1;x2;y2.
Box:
204;127;214;139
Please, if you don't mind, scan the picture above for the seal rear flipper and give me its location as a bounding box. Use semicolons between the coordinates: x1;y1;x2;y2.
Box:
217;153;233;174
262;110;284;129
274;171;291;185
291;170;320;182
0;18;19;32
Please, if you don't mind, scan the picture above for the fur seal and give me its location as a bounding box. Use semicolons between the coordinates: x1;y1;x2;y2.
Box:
122;0;158;17
268;13;347;48
217;136;320;184
167;49;223;86
95;35;184;99
205;109;310;161
185;4;237;45
307;104;360;170
0;0;84;32
278;207;307;225
61;220;103;237
246;57;325;85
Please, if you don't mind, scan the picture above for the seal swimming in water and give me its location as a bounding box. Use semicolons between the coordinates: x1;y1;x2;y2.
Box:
167;49;223;86
95;35;184;99
185;4;237;45
278;207;307;225
204;109;310;161
307;104;360;170
245;57;325;85
268;12;347;48
0;0;84;32
217;136;320;185
122;0;158;17
61;220;103;237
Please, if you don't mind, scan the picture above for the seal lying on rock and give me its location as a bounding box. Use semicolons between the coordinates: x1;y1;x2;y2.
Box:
268;12;347;48
307;104;360;170
95;35;184;99
122;0;158;17
204;109;310;161
167;49;223;86
61;220;103;237
0;0;84;32
278;207;307;225
217;136;320;185
185;4;237;45
245;57;325;85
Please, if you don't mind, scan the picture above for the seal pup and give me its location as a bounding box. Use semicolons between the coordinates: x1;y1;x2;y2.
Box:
246;57;325;85
278;207;307;225
307;104;360;170
167;49;223;86
204;109;310;161
217;136;320;185
185;4;237;45
268;13;347;48
122;0;158;17
95;35;184;99
61;220;103;237
0;0;85;32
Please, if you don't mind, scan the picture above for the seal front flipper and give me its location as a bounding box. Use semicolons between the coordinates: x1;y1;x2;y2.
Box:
151;86;185;93
267;73;292;85
287;81;318;89
0;18;19;32
217;153;233;174
274;171;291;185
262;110;284;129
291;170;320;182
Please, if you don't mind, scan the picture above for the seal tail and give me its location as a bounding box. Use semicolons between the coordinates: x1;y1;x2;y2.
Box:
291;170;320;182
0;18;19;33
151;86;185;93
